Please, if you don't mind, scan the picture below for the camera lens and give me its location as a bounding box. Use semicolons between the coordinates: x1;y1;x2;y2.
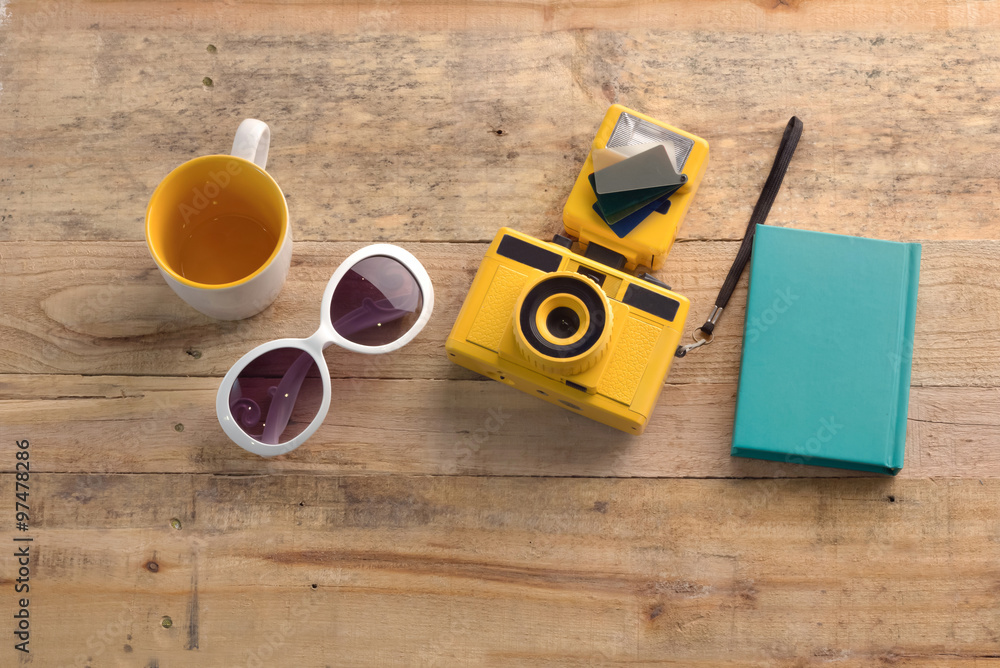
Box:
514;272;613;376
546;306;580;339
522;277;601;357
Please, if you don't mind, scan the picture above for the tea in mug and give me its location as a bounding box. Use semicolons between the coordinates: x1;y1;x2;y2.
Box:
147;156;286;286
177;213;278;285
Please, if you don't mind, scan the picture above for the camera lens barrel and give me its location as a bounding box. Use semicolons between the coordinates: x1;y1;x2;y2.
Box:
514;272;613;376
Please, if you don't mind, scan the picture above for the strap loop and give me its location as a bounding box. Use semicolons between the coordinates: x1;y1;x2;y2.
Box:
676;116;803;358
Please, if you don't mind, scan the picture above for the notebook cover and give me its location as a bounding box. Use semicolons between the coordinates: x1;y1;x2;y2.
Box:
731;225;921;475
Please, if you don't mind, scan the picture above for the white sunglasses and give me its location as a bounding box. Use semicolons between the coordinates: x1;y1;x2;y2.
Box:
216;244;434;457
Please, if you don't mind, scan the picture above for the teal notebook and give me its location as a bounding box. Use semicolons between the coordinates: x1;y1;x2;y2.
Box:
731;225;921;475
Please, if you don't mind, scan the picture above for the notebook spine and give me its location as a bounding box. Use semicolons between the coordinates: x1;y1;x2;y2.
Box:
888;243;921;474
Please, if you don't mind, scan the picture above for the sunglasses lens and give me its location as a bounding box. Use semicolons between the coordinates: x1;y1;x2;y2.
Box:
229;347;323;446
331;255;423;346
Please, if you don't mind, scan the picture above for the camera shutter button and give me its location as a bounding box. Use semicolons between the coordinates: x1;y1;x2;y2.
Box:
551;234;574;249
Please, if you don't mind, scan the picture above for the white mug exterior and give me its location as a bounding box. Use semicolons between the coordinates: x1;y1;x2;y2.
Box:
157;228;292;320
148;118;291;320
230;118;271;168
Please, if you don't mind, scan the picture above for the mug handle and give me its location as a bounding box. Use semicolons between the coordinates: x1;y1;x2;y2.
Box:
231;119;270;169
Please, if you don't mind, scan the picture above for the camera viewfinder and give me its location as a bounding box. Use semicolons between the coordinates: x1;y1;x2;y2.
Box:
576;266;606;287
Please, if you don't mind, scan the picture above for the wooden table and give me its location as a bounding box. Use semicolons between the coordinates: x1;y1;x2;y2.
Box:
2;1;999;665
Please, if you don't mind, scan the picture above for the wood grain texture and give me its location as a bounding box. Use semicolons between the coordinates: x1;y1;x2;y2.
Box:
1;473;999;667
4;21;1000;245
2;374;998;478
9;0;1000;33
2;239;998;387
2;0;1000;665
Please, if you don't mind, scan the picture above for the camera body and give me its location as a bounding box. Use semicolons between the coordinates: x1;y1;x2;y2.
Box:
446;228;690;434
563;104;709;272
447;107;707;434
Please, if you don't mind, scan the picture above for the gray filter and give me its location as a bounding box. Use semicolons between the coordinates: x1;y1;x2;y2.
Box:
593;144;686;195
606;113;695;171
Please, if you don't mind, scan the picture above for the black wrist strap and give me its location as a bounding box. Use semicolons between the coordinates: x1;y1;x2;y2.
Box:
676;116;803;358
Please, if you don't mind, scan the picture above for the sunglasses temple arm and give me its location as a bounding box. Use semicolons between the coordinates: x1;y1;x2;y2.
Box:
260;351;317;445
331;297;415;338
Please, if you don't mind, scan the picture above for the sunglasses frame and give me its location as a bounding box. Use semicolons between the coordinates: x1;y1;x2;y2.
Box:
216;244;434;457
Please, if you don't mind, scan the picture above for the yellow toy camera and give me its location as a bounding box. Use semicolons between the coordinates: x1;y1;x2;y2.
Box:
563;104;709;271
445;228;690;434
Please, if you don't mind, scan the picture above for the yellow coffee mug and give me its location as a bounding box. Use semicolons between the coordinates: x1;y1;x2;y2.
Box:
146;119;292;320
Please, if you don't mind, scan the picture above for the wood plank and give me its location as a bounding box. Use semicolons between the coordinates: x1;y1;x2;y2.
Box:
4;24;1000;244
8;0;1000;34
1;473;998;666
2;240;997;387
3;374;996;477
